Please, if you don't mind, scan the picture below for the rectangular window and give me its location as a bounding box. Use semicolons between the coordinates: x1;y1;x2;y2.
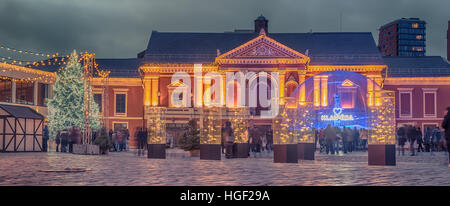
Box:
94;93;102;113
38;83;49;106
16;81;34;105
0;79;12;102
399;90;413;117
115;93;126;115
423;89;437;117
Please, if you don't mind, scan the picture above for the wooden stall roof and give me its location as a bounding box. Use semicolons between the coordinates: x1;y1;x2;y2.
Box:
0;104;44;119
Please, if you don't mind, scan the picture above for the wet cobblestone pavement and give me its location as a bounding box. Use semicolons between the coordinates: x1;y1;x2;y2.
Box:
0;149;449;186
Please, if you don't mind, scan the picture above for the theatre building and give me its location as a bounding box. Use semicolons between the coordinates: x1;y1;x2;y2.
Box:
1;16;450;149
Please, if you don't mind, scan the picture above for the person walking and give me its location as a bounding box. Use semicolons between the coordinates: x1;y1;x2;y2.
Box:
266;128;273;152
424;127;432;152
124;128;130;151
416;127;424;153
55;131;61;152
324;125;336;155
222;121;234;159
112;131;118;152
347;128;354;153
42;125;49;152
318;128;325;153
335;127;341;154
353;127;360;151
342;127;349;154
432;126;441;152
360;129;368;151
117;130;124;152
407;125;417;156
220;124;225;154
397;126;406;156
60;129;69;153
441;107;450;166
248;122;259;158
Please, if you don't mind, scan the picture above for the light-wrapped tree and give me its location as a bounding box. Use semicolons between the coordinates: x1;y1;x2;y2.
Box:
47;50;101;139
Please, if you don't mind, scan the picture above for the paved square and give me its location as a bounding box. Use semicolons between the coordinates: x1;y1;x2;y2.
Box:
0;150;448;186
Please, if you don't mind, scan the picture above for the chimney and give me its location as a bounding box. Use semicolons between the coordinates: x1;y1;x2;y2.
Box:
254;15;268;33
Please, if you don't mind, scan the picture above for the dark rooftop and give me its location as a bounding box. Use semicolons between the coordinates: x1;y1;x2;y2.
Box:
0;104;44;119
144;31;384;65
383;56;450;77
31;58;141;78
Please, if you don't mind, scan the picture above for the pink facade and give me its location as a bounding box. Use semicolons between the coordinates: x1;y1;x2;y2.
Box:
384;77;450;131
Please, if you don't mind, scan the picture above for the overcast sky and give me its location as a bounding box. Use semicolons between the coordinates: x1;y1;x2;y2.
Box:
0;0;449;60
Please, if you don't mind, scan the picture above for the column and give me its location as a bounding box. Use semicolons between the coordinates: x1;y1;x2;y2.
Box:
279;71;285;105
313;76;320;107
33;81;38;105
320;76;328;107
151;76;159;106
194;64;203;107
203;75;211;106
11;81;16;103
144;78;152;106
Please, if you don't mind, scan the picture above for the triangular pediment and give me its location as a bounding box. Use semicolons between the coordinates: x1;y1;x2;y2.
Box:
215;33;309;64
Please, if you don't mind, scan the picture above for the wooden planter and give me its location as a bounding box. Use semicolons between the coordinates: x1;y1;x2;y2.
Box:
189;149;200;157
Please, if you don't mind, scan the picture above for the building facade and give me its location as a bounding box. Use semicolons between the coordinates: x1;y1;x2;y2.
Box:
2;16;450;149
378;18;426;57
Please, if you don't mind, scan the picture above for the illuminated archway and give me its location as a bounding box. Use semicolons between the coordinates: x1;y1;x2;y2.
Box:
274;71;396;165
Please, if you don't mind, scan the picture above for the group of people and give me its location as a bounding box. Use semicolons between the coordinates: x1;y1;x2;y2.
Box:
221;121;274;159
108;128;130;152
317;125;368;155
396;125;445;156
54;126;82;153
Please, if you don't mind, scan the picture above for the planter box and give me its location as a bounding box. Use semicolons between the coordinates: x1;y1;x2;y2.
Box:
73;144;99;155
189;149;200;157
147;144;166;159
233;143;249;158
368;144;396;166
273;144;298;163
200;144;221;160
298;143;315;160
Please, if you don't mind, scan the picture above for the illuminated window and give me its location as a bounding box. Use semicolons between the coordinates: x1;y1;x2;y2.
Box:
412;23;418;28
416;35;422;40
0;79;12;103
93;93;102;113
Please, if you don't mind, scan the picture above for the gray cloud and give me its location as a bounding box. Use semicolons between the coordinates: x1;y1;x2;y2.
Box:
0;0;449;59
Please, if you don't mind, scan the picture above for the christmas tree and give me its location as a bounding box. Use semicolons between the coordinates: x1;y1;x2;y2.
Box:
47;50;101;139
178;120;200;151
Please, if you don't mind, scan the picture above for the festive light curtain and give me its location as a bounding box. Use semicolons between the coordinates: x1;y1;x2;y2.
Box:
146;106;166;144
368;90;396;144
200;106;222;144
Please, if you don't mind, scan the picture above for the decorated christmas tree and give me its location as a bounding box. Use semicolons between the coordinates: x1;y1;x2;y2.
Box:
178;120;200;151
47;50;101;139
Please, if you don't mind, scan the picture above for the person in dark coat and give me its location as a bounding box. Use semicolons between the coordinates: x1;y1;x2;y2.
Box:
324;125;336;155
223;121;234;159
266;128;273;152
424;127;432;152
55;131;61;152
397;126;406;156
60;129;69;153
440;107;450;166
42;125;49;152
68;127;80;153
416;127;424;152
407;125;417;156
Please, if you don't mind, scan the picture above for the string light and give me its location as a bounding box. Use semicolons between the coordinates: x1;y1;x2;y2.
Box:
147;107;166;144
201;106;222;144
